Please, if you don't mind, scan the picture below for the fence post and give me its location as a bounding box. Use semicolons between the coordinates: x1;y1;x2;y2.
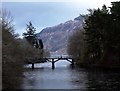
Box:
72;59;74;66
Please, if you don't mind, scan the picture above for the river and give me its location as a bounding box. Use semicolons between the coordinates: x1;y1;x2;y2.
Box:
22;60;120;90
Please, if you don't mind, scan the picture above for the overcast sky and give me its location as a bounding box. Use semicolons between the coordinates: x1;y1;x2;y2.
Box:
2;0;119;37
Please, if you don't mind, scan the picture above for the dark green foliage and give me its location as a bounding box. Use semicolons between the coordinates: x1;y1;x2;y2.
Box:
84;2;120;67
22;21;45;59
84;8;108;62
23;21;36;46
23;22;44;49
68;1;120;68
23;21;36;37
110;2;120;15
34;38;44;49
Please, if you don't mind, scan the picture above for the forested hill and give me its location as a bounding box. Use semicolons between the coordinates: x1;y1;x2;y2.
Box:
36;15;84;55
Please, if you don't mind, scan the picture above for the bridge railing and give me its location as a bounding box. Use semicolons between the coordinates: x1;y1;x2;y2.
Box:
27;55;76;63
43;55;73;59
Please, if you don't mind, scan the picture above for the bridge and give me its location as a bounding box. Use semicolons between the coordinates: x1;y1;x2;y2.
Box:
27;55;75;69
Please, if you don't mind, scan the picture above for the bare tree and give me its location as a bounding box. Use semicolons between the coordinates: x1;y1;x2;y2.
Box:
2;9;24;89
67;29;85;64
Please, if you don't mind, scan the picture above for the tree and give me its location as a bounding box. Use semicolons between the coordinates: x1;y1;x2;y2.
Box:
2;9;24;89
67;30;84;64
67;2;120;67
109;1;120;61
83;2;120;67
34;38;44;49
22;21;45;60
23;21;36;46
84;7;109;62
23;22;44;49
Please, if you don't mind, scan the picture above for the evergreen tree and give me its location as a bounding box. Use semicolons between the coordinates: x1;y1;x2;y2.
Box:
23;21;36;46
110;2;120;61
84;2;120;66
84;7;109;62
67;1;120;67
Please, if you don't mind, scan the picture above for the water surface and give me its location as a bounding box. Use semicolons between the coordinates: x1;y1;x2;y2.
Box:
22;60;120;90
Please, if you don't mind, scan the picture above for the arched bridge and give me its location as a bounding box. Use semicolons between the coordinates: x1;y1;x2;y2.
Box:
27;55;75;69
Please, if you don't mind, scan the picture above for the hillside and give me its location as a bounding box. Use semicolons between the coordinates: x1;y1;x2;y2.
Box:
37;16;84;55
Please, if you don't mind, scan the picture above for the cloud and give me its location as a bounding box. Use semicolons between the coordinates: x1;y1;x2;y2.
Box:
3;0;120;3
3;1;119;37
2;0;89;2
2;0;77;2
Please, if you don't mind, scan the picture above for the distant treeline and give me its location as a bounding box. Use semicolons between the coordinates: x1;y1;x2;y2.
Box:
68;1;120;68
2;9;49;89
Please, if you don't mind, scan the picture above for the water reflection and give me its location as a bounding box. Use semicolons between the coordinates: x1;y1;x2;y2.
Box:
87;69;120;90
22;60;120;90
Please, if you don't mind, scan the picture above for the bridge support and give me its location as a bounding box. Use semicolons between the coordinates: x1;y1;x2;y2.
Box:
29;56;75;69
32;63;34;69
71;59;74;66
52;59;55;69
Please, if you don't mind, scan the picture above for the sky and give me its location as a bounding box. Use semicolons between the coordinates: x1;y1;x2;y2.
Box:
2;0;119;37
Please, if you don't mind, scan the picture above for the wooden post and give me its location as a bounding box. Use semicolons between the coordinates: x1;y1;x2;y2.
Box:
32;63;34;69
52;59;55;69
71;59;74;66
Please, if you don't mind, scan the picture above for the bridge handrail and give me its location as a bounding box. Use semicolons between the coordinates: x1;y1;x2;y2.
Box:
43;55;73;59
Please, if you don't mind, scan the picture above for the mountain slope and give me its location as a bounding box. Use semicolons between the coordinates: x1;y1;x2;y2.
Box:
37;16;84;55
